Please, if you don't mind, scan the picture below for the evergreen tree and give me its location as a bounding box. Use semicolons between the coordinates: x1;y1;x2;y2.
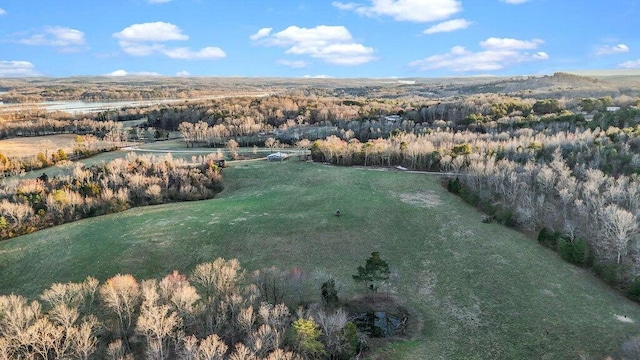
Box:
353;252;390;294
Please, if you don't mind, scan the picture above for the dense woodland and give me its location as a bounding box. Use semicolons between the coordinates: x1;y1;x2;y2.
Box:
0;258;367;360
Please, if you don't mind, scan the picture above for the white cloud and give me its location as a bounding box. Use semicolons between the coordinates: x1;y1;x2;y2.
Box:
176;70;191;77
500;0;530;4
163;47;225;59
480;37;543;50
596;44;629;55
114;22;225;60
106;69;128;76
332;0;462;23
424;19;471;34
105;69;162;76
619;59;640;69
250;28;272;40
533;52;549;60
0;8;6;15
332;2;358;10
278;60;308;68
17;26;86;52
0;60;39;77
253;25;376;65
147;0;172;3
302;74;333;78
409;37;548;72
114;22;188;42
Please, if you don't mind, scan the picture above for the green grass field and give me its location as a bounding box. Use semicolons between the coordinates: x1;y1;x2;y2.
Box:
1;160;639;358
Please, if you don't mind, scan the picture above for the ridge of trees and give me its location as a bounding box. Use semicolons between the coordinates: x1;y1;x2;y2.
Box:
2;92;638;148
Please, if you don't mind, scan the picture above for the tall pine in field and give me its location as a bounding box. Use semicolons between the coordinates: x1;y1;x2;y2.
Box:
353;252;390;294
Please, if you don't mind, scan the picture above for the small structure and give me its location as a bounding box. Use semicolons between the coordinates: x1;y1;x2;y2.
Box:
267;152;289;161
606;106;621;112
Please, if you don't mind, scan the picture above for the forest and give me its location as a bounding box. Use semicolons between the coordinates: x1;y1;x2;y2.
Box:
2;73;640;358
0;257;371;359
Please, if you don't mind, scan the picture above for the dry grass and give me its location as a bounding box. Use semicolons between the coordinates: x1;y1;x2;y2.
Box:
396;191;442;208
0;134;78;157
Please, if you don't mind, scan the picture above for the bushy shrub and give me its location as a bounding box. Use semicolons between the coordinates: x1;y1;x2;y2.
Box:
627;277;640;302
557;237;588;266
321;279;339;309
592;261;621;286
494;207;516;227
447;177;461;195
341;321;360;358
458;187;480;206
537;228;558;250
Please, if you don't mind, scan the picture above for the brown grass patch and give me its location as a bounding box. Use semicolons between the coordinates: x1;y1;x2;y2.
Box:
0;134;114;158
0;135;78;157
397;191;442;208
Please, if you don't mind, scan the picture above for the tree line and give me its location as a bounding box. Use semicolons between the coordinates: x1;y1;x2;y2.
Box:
0;153;223;240
0;257;376;359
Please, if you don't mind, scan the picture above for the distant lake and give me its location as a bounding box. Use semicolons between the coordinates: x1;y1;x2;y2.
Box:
0;98;192;114
0;93;271;114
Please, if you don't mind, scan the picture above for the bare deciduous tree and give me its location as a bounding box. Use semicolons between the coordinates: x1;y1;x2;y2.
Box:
601;204;639;264
100;274;141;350
136;280;182;360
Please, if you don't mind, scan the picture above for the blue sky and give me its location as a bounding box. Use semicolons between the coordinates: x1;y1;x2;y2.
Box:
0;0;638;78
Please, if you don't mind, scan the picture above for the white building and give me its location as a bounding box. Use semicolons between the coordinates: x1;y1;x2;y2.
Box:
267;152;289;161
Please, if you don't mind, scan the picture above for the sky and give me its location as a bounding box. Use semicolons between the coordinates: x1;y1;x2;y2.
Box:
0;0;639;78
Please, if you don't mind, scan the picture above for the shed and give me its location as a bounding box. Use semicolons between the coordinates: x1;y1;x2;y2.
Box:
267;152;289;161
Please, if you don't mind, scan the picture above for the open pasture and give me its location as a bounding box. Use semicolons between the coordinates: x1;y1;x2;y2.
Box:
1;160;639;358
0;134;78;157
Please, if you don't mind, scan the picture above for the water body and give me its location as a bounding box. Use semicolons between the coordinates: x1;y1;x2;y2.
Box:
353;311;404;337
0;98;198;114
0;93;271;114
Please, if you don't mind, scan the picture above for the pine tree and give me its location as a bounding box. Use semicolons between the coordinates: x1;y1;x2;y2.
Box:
352;252;390;294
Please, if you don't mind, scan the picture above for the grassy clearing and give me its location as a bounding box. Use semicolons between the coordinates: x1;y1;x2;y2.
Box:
0;134;79;157
1;160;639;358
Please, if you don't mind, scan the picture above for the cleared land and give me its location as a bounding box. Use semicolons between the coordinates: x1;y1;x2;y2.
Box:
1;160;639;358
0;134;79;157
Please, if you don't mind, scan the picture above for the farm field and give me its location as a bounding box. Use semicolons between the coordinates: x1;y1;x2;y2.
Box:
0;134;79;158
0;159;639;358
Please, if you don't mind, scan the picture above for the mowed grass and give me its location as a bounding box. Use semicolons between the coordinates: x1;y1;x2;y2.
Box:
1;160;640;359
